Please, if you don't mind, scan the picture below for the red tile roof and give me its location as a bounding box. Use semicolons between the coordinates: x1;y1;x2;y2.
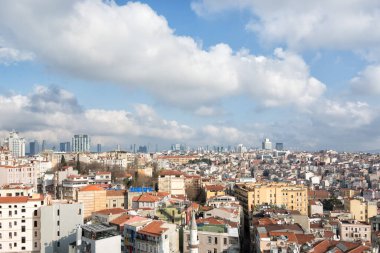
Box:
204;185;225;192
0;196;29;203
138;221;168;236
79;185;105;192
132;193;160;203
92;208;126;216
159;170;183;176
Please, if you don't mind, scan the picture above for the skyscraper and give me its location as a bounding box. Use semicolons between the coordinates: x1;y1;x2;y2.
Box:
4;130;26;157
29;140;40;156
41;140;47;152
72;134;91;153
97;144;101;153
59;142;71;152
275;142;284;151
262;138;272;150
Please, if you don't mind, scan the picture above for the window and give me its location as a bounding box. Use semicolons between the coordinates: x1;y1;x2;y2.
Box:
208;236;212;244
0;223;2;228
0;244;2;250
14;221;17;226
9;222;12;228
8;211;12;217
13;242;17;247
9;232;12;239
22;247;26;250
34;221;37;227
57;221;60;226
21;226;25;232
214;249;217;253
21;237;25;243
79;209;81;215
21;209;25;213
224;238;227;245
0;233;2;239
34;242;37;248
21;219;25;223
34;210;37;216
13;232;17;236
214;237;218;244
57;231;60;236
57;209;60;216
34;231;37;237
57;242;60;247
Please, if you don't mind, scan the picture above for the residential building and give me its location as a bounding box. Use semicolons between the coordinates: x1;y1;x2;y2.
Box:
0;194;45;252
158;170;185;195
135;220;179;253
0;165;38;187
344;198;377;222
76;185;107;219
183;217;240;253
71;134;90;153
339;220;371;242
4;130;26;158
91;208;127;224
69;224;121;253
40;201;83;253
203;185;226;201
234;182;308;216
106;190;127;209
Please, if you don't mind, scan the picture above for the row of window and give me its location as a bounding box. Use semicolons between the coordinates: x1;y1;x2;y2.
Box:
0;242;38;250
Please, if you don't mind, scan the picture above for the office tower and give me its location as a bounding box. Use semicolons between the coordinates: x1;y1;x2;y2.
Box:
4;130;26;157
41;140;47;152
59;142;71;152
262;138;272;150
275;142;284;151
29;140;40;156
97;144;101;153
72;134;91;152
138;145;148;153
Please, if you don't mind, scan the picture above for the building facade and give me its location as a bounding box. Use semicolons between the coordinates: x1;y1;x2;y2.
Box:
71;135;90;153
234;182;308;216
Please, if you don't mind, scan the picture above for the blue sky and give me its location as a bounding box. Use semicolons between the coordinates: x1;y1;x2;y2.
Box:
0;0;380;151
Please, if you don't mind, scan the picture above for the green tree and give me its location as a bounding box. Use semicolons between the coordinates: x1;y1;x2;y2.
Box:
60;155;67;167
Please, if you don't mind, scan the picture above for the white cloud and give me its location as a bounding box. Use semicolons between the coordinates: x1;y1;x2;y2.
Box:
192;0;380;53
0;86;195;146
310;100;375;129
0;0;325;109
351;65;380;95
0;47;33;65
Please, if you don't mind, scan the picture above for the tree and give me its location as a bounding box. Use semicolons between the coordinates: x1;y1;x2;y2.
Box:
60;155;67;167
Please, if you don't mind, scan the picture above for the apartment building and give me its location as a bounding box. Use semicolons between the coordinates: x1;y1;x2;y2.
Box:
156;155;197;165
135;220;179;253
234;182;308;216
158;170;185;195
344;198;377;223
40;201;83;253
0;194;45;252
339;220;371;242
183;217;240;253
0;185;35;197
76;185;107;219
0;165;38;187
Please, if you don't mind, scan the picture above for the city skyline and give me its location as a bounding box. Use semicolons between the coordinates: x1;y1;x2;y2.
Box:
1;1;380;151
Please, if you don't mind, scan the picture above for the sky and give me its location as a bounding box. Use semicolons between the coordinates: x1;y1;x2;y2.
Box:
0;0;380;151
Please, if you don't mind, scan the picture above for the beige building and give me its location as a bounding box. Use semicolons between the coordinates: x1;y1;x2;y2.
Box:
339;220;371;242
76;185;107;219
234;182;308;216
106;190;127;209
158;170;185;195
0;165;38;187
344;198;377;223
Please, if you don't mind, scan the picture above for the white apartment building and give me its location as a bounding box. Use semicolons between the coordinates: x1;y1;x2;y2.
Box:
40;201;83;253
61;172;111;199
4;130;26;158
0;165;38;188
0;195;45;252
71;135;90;153
0;185;35;197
